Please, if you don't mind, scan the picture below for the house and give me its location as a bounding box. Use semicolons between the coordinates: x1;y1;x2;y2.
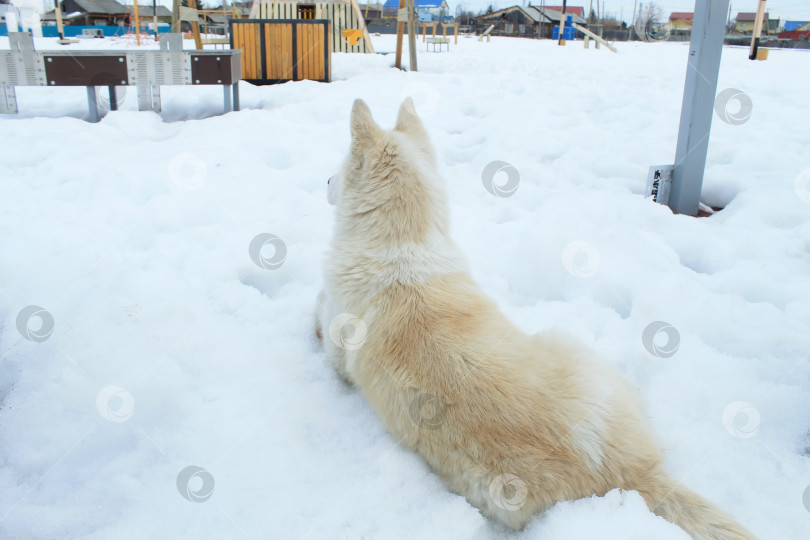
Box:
669;12;692;30
779;21;810;40
382;0;449;22
534;5;587;37
735;11;779;35
784;20;809;32
475;5;586;39
43;0;129;26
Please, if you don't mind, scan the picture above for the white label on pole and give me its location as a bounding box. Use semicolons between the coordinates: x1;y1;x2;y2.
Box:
397;8;409;22
646;165;674;205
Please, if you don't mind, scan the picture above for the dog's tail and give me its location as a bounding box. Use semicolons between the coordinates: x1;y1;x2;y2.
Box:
636;471;756;540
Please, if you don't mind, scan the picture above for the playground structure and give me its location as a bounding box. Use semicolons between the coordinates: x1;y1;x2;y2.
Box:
420;22;458;45
248;0;374;53
0;32;241;121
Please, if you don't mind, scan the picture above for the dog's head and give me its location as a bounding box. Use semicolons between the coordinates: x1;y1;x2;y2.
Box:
328;99;448;244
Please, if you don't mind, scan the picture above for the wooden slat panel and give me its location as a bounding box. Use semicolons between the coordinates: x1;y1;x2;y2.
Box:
304;24;312;79
265;22;294;80
295;22;303;81
285;23;293;79
234;23;262;79
311;24;323;79
247;24;260;79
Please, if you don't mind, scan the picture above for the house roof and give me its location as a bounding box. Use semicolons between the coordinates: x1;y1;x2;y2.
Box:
42;9;85;20
206;13;230;24
128;6;172;18
736;12;768;22
478;5;586;25
785;20;809;32
72;0;129;15
531;6;586;24
478;5;540;22
670;12;693;22
382;0;448;8
537;5;585;18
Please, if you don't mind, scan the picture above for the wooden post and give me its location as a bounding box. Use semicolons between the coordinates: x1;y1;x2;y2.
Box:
192;20;203;49
153;0;158;40
172;0;181;33
749;0;767;60
395;0;405;69
558;0;568;45
55;0;65;40
407;0;417;71
134;0;141;46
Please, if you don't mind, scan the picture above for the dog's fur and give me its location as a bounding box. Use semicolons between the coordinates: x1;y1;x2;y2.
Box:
316;98;755;539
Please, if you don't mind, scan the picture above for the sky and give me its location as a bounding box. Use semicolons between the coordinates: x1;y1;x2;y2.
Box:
454;1;810;22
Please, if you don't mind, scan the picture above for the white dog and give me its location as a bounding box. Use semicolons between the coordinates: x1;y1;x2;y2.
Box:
316;98;755;539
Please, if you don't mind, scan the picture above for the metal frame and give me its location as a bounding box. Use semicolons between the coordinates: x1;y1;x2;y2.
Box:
0;34;242;121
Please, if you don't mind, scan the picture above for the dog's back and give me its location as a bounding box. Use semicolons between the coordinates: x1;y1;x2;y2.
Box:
318;99;756;539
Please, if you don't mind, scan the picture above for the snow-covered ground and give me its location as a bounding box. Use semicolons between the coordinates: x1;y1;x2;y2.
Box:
1;34;809;539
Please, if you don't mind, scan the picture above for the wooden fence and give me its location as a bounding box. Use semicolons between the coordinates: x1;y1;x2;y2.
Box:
230;19;331;85
256;1;373;53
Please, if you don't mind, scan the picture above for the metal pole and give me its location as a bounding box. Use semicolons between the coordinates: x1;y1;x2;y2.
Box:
223;84;232;112
631;0;636;27
86;86;99;123
668;0;730;216
108;86;118;111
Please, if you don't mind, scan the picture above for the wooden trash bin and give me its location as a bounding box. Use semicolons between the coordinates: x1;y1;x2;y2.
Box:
230;19;332;85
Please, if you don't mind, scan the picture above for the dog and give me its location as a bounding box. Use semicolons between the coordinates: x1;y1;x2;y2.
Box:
315;98;756;539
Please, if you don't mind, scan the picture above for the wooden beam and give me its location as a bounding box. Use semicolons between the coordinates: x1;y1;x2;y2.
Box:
572;23;617;52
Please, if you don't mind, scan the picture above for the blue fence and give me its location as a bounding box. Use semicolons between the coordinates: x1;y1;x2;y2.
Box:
0;25;172;38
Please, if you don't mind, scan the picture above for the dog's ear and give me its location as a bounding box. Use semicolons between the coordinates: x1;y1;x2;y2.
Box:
351;99;381;146
394;97;427;138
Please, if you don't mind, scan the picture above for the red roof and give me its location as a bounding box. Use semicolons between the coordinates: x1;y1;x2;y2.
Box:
670;12;693;22
737;12;768;22
541;5;585;17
